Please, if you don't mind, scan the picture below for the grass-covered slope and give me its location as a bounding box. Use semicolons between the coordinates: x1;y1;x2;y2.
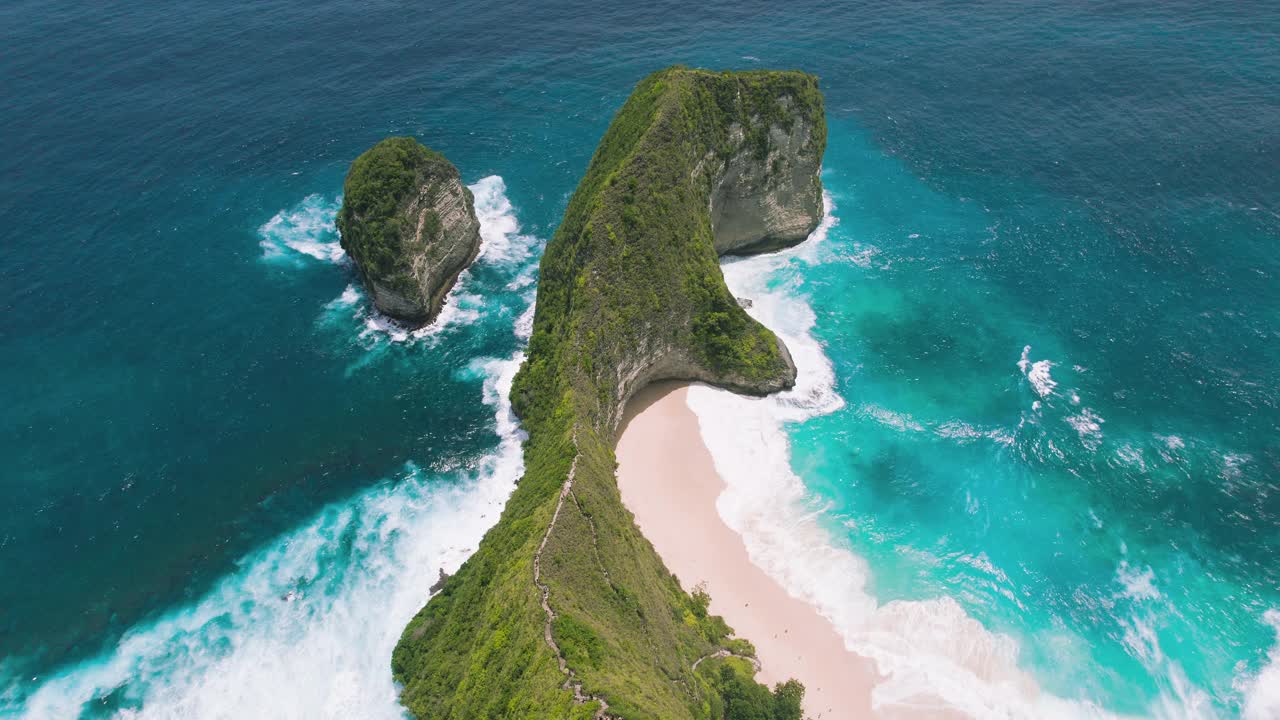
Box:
392;66;825;719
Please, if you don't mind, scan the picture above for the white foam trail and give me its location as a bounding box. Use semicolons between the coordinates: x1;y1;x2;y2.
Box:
357;289;486;345
1015;347;1111;457
1242;611;1280;720
1114;444;1147;471
471;176;537;264
843;244;881;268
1109;563;1217;720
333;285;360;306
934;420;1015;446
515;300;536;340
14;344;529;720
686;194;1130;719
319;282;485;352
259;194;346;264
861;404;925;433
1019;346;1058;399
11;178;539;719
1116;562;1161;603
1220;453;1250;482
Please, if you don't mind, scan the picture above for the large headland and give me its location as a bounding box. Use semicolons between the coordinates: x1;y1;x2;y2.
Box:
353;65;828;718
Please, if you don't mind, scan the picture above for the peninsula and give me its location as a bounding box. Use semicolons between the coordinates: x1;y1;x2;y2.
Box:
392;66;827;718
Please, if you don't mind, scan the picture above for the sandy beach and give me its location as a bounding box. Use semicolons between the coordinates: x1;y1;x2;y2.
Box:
616;382;881;719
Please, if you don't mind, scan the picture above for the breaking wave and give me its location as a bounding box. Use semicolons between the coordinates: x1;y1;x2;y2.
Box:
684;192;1216;719
6;178;540;719
9;345;527;719
1241;611;1280;720
258;194;346;264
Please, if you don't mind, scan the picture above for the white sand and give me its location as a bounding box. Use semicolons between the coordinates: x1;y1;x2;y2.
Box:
616;383;882;720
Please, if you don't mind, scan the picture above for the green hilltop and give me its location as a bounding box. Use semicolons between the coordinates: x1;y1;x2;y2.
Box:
391;66;827;719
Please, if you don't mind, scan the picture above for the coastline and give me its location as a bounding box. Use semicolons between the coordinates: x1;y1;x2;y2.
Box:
616;382;880;719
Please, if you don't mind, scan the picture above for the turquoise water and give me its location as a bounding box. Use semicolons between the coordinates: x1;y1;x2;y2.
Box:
2;1;1277;717
798;116;1279;713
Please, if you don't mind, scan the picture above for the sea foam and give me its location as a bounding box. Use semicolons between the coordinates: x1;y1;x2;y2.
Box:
1019;345;1058;399
259;177;532;270
258;194;346;264
13;349;527;719
1242;610;1280;720
471;175;537;265
685;193;1135;719
320;176;537;348
9;181;537;719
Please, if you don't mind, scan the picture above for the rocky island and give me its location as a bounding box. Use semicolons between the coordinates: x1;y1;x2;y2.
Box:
391;67;826;718
336;137;481;324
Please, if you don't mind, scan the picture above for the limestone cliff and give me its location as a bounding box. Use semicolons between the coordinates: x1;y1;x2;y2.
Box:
335;137;481;324
392;67;825;720
709;97;825;255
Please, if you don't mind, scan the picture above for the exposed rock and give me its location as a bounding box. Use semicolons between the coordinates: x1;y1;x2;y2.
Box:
428;568;450;594
336;137;481;324
708;99;825;255
736;297;754;309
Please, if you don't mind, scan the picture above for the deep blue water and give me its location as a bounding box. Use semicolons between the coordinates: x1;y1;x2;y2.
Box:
1;1;1277;717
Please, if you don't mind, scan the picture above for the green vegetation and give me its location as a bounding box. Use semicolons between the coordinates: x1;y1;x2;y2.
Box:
705;659;805;720
392;66;825;719
335;136;457;294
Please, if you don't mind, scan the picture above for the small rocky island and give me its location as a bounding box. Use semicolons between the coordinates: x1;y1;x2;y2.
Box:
391;66;826;719
335;137;481;324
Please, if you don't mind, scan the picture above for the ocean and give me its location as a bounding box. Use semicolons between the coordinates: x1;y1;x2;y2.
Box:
1;0;1276;717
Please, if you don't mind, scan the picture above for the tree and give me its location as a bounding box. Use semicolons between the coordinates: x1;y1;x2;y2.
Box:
772;679;804;720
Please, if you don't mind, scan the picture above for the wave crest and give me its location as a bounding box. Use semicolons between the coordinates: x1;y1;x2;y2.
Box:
686;192;1135;719
258;194;346;264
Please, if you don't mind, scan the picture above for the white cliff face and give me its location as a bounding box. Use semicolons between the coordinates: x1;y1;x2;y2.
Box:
368;172;481;324
344;153;481;326
708;97;824;256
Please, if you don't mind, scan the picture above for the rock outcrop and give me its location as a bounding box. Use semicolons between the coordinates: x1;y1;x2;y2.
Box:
392;67;826;720
335;137;481;324
709;98;825;255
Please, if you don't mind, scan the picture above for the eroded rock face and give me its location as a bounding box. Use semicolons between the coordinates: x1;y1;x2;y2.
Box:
336;137;481;324
708;97;825;255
